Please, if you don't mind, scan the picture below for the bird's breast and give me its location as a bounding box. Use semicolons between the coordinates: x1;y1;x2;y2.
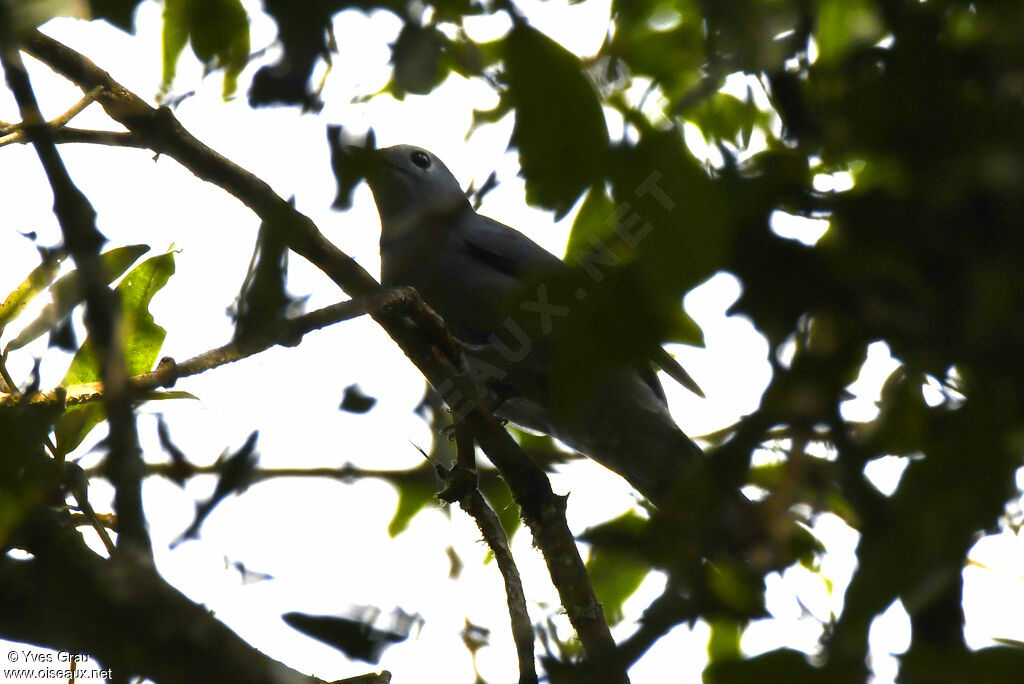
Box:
381;234;518;345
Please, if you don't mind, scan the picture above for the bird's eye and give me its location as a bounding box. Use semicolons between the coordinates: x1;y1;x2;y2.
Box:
410;150;431;170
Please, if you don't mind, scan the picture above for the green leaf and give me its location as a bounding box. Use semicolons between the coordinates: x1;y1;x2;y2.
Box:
386;483;434;537
161;0;189;97
9;0;90;31
608;0;705;100
446;35;501;80
4;244;149;354
549;133;726;401
900;646;1024;684
815;0;885;65
512;429;577;468
0;399;62;548
585;545;649;625
0;250;64;329
161;0;251;100
232;220;292;345
478;471;521;542
992;638;1024;649
565;186;616;261
683;91;768;148
705;560;765;616
59;384;197;406
467;99;512;138
54;250;175;456
707;618;742;663
387;461;440;538
582;511;650;624
503;24;609;219
610;133;729;291
144;390;199;402
667;309;705;347
90;0;147;33
197;0;250;99
389;23;446;97
705;649;827;683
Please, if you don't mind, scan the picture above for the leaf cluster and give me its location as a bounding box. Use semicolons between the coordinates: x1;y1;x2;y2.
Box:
6;0;1024;681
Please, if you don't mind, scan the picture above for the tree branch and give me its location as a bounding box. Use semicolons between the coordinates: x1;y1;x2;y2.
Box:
1;126;147;148
0;16;150;557
615;582;697;668
0;509;322;684
459;486;538;684
0;292;392;409
441;424;537;684
21;30;622;675
0;83;105;146
91;459;436;488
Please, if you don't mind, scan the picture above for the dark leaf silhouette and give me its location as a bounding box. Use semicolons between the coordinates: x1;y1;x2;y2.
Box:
172;431;259;547
340;383;377;414
283;606;422;664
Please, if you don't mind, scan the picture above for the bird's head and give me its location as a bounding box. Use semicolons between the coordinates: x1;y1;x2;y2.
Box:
365;145;470;235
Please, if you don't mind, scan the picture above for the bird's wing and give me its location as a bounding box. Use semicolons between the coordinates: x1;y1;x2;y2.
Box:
455;212;704;402
454;213;565;282
637;364;668;403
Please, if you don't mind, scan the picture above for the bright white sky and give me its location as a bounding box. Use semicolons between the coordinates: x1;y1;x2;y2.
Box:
1;2;1023;682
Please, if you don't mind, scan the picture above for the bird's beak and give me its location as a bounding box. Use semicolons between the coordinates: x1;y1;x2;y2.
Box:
341;144;381;188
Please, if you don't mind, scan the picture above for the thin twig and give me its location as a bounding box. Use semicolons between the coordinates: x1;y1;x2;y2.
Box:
0;84;103;146
463;488;538;683
0;19;150;557
51;84;104;125
53;440;117;555
0;509;325;683
0;353;18;395
445;422;537;684
87;460;417;485
615;582;696;668
70;491;117;555
0;293;387;408
1;127;146;148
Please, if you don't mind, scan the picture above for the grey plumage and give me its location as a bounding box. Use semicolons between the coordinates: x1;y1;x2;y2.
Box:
366;144;705;506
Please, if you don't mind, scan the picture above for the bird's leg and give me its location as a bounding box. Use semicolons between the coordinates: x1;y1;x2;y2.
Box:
478;382;513;424
377;285;462;364
438;381;510;444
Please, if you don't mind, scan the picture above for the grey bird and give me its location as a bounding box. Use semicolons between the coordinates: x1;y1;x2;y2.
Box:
365;144;706;507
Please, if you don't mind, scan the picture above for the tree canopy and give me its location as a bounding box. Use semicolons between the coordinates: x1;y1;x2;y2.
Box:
1;0;1023;682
